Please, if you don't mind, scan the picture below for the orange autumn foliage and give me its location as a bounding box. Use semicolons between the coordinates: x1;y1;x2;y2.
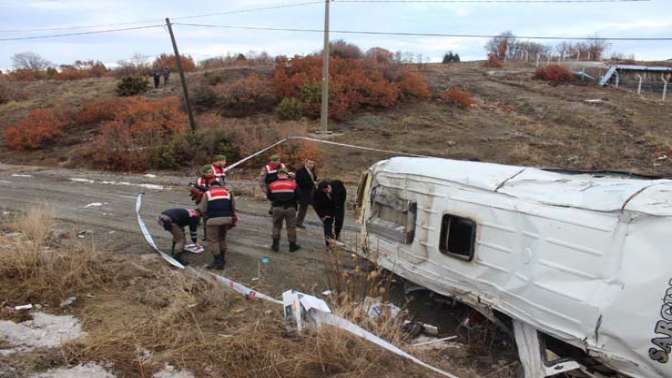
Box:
91;96;187;171
440;88;475;109
152;54;196;72
4;108;68;150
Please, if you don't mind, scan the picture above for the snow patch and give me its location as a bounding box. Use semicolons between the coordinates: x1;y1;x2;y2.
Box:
153;365;195;378
144;174;157;178
139;184;165;190
84;202;103;208
70;178;95;184
11;174;33;178
0;312;85;356
30;363;115;378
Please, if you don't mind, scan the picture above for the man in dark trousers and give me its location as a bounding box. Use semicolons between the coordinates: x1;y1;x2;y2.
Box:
314;180;347;247
152;69;161;88
330;179;347;241
295;158;317;229
162;66;170;86
267;168;301;252
158;208;201;265
198;181;238;270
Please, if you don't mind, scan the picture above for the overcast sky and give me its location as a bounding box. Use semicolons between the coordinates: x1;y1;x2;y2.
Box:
0;0;670;70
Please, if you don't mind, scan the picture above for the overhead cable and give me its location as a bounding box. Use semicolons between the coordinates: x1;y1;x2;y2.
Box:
0;1;322;34
174;22;672;41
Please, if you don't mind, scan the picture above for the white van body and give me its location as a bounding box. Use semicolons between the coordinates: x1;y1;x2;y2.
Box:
355;157;672;378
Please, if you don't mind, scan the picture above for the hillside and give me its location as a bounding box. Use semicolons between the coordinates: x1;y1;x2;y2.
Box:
1;62;671;180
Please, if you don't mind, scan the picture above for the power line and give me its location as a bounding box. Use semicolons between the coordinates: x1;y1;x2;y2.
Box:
174;22;672;41
336;0;649;2
0;1;322;34
0;25;165;42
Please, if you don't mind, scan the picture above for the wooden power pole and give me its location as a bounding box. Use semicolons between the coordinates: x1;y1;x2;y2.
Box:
319;0;331;134
165;18;196;131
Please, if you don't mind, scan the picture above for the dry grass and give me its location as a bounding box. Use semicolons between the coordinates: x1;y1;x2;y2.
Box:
0;212;451;377
0;206;103;306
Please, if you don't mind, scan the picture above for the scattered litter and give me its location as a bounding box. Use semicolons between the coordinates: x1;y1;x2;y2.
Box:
365;297;401;319
410;335;459;351
0;312;85;355
657;155;668;161
11;174;33;178
322;290;333;296
70;178;95;184
30;363;115;378
144;174;157;178
184;243;204;254
108;230;116;234
59;296;77;308
84;202;103;208
584;99;604;104
251;277;259;281
77;230;93;239
14;304;32;311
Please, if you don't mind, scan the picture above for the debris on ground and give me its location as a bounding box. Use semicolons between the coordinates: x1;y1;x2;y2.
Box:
153;364;195;378
29;363;115;378
0;312;85;355
365;296;401;319
59;296;77;308
83;202;104;208
410;335;460;351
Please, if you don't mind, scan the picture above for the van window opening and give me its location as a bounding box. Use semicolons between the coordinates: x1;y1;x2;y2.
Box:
366;186;416;244
439;215;476;261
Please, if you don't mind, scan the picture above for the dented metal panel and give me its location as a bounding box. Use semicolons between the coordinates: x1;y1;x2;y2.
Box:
357;157;672;378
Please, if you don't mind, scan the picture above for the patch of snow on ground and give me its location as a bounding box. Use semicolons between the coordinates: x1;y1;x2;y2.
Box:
153;365;195;378
0;312;85;356
84;202;103;208
30;363;115;378
139;184;165;190
70;178;96;184
11;174;33;178
144;174;157;178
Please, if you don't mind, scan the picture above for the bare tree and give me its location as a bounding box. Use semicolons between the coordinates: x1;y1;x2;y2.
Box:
485;31;515;61
11;52;51;71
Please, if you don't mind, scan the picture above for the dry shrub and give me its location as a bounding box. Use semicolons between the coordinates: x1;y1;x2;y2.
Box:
74;98;125;126
0;78;28;104
213;74;277;117
89;96;187;171
8;68;46;81
440;88;475;109
273;53;429;121
483;54;503;68
152;53;196;72
398;69;432;99
0;206;102;306
534;64;573;84
4;108;68;150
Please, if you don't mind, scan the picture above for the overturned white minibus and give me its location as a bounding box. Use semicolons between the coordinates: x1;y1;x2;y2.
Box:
354;157;672;378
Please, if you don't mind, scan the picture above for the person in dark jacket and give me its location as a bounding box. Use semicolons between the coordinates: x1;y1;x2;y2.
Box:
267;168;301;252
158;208;201;265
198;181;238;270
295;159;317;228
162;66;170;86
313;180;337;247
152;69;161;88
330;180;347;241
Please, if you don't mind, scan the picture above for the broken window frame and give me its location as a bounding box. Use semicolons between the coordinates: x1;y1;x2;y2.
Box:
439;214;477;261
366;185;417;244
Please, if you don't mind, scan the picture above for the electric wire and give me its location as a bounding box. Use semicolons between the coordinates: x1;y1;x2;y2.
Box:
0;1;323;34
173;22;672;41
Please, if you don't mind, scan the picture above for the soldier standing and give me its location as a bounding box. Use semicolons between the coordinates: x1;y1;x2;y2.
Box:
267;168;301;253
198;181;238;270
162;66;170;86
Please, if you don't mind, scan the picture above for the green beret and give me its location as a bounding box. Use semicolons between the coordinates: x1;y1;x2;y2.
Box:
214;154;227;161
270;154;280;161
200;164;213;175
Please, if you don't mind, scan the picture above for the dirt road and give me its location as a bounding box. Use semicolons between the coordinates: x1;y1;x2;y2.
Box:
0;164;359;297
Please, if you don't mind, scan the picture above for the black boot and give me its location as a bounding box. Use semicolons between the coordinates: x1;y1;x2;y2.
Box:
271;237;280;252
289;242;301;252
174;252;189;266
207;254;225;270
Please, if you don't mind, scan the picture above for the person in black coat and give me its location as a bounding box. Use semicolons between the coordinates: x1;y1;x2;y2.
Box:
313;179;347;247
295;159;317;228
330;180;347;240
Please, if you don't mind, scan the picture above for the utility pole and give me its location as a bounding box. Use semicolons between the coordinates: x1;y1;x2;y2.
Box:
165;18;196;131
319;0;331;134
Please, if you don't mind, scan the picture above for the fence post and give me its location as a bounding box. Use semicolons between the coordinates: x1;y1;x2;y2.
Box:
636;74;643;95
662;74;670;102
